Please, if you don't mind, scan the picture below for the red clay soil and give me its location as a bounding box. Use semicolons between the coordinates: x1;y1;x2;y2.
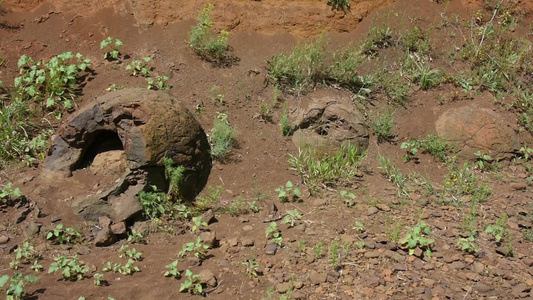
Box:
1;0;533;299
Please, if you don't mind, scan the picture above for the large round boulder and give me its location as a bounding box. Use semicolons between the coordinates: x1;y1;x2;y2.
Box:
44;88;211;221
435;104;520;160
290;96;369;154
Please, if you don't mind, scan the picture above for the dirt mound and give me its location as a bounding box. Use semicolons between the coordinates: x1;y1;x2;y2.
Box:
4;0;396;36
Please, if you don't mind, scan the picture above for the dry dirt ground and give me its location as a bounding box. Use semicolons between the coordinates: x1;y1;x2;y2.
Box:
2;0;533;299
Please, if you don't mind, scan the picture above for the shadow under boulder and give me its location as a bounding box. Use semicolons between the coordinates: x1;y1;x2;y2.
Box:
44;88;212;222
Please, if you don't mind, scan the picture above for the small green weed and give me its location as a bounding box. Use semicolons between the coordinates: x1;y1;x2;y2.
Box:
145;75;170;90
328;240;340;267
189;4;229;63
372;110;395;143
275;181;302;203
46;224;83;245
283;209;302;227
288;143;364;195
126;57;151;76
401;134;454;163
163;157;185;198
266;222;283;246
93;273;104;286
0;183;21;204
242;259;260;278
327;0;350;12
210;112;237;159
164;260;180;278
401;221;434;257
313;242;324;259
485;214;508;242
458;235;479;254
48;255;88;281
339;190;356;207
0;273;38;300
377;155;409;198
179;236;209;260
138;185;190;221
180;269;203;295
100;37;123;60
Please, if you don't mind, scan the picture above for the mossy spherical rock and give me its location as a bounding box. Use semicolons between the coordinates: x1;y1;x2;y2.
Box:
436;104;520;160
290;97;369;154
44;88;211;221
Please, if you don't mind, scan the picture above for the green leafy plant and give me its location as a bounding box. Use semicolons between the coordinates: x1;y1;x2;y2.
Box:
519;146;533;161
242;259;260;278
46;224;83;245
458;235;479;254
280;101;292;136
340;190;356;207
328;241;340;267
138;185;190;221
48;255;88;281
11;240;38;270
268;36;326;93
102;245;142;275
360;24;394;57
0;273;38;300
0;183;21;201
485;214;508;242
275;181;302;203
93;273;104;286
14;52;90;110
180;269;203;295
283;209;302;227
100;37;123;60
441;163;492;206
353;221;365;233
474;150;496;171
377;155;409;198
401;134;454;163
145;75;170;90
288;143;364;195
191;216;207;233
372;110;395;143
163;157;185;197
126;57;151;76
313;242;324;260
265;222;283;246
327;0;350;12
164;260;180;278
189;4;229;63
127;229;146;244
401;221;434;257
178;236;209;260
210;85;225;105
210;112;237;159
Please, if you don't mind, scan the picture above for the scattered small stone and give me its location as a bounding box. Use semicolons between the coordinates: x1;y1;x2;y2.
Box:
77;246;90;255
472;262;485;274
200;231;217;248
308;270;326;285
0;235;9;244
198;269;217;287
243;225;253;231
241;237;254;247
265;242;277;255
24;222;42;238
293;223;307;232
201;209;217;225
412;259;424;270
292;290;306;299
186;257;201;267
364;250;381;258
15;208;31;224
94;226;116;247
474;283;492;294
312;199;327;207
276;282;292;293
227;237;239;247
367;206;379;215
364;275;381;287
510;183;527;191
364;239;376;249
376;204;391;212
110;222;127;235
449;261;465;270
512;284;531;298
393;263;408;271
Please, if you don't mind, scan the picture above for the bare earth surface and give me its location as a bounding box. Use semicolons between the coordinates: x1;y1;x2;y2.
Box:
2;0;533;299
